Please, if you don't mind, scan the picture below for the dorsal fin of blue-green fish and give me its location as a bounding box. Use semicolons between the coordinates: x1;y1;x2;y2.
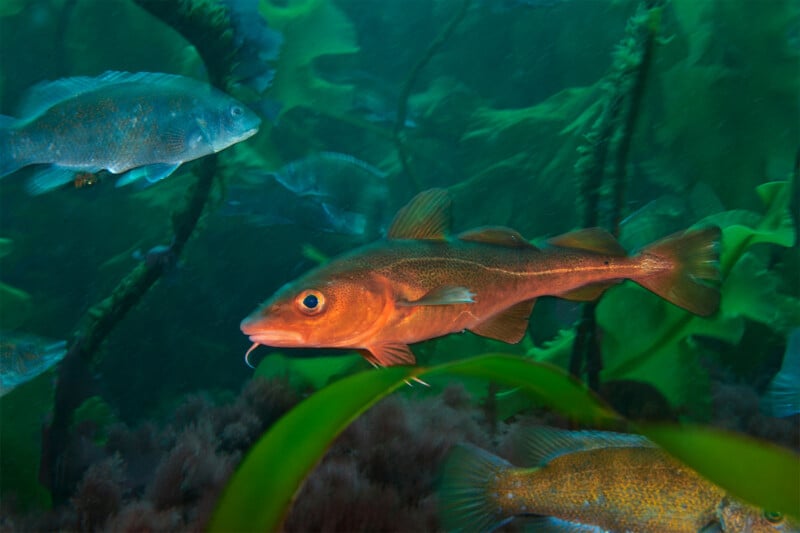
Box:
17;71;202;118
387;188;450;240
521;427;654;466
547;227;627;256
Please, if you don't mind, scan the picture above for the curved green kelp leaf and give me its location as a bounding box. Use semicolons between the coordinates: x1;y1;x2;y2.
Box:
641;424;800;520
598;179;797;411
598;284;743;414
259;0;358;117
209;355;619;532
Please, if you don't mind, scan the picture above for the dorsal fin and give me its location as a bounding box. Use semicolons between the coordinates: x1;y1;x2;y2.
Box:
468;298;535;343
18;71;196;118
458;226;537;249
547;227;626;256
387;188;450;241
521;427;653;466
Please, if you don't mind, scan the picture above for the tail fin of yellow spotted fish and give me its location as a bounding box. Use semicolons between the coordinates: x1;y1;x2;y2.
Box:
438;443;516;533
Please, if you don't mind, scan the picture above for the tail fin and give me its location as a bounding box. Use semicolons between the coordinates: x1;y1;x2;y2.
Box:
0;115;23;178
635;227;721;316
761;328;800;418
438;444;515;532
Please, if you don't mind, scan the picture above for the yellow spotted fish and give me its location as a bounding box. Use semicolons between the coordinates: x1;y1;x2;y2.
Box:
439;427;799;532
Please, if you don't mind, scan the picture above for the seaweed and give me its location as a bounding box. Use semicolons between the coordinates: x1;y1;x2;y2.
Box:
209;355;620;531
567;1;663;391
210;355;800;531
598;178;798;414
41;0;240;503
392;0;472;192
258;0;359;119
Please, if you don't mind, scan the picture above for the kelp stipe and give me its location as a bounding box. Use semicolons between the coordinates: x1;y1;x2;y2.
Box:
41;0;244;503
569;1;664;390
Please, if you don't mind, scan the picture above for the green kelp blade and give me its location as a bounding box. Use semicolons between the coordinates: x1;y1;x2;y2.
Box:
642;424;800;520
208;365;409;532
209;354;620;532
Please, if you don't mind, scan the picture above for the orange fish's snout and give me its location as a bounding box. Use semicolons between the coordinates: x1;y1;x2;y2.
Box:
240;274;392;351
240;304;307;346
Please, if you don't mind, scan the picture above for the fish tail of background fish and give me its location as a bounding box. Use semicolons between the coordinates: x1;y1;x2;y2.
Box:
0;115;26;178
632;226;721;317
438;443;518;532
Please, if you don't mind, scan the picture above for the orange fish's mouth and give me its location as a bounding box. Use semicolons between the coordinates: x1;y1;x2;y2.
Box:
246;331;305;345
240;317;305;346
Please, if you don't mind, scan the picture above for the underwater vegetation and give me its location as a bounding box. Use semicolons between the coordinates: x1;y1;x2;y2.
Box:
0;0;798;531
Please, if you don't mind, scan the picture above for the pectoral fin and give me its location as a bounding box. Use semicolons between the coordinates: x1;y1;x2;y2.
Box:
362;343;416;367
398;286;475;306
468;298;536;343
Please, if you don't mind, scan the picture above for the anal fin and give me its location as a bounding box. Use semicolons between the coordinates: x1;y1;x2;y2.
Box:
25;165;80;195
558;281;619;302
468;298;535;344
115;162;181;187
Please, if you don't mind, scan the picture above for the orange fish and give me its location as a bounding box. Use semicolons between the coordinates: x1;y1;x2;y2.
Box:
439;428;798;532
240;189;720;367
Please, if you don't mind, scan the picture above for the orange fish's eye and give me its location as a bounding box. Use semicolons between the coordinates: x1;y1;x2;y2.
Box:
295;289;325;315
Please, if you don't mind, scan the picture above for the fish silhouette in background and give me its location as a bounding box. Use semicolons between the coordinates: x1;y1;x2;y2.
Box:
1;331;67;396
241;188;720;368
439;427;799;532
761;328;800;419
221;0;283;122
222;151;390;237
0;71;261;194
223;0;283;95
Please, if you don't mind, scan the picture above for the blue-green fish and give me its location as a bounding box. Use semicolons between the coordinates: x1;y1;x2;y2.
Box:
0;331;67;396
0;71;261;194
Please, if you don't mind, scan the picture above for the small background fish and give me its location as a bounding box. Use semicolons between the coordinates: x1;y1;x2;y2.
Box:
0;71;260;194
221;151;391;238
0;330;67;396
